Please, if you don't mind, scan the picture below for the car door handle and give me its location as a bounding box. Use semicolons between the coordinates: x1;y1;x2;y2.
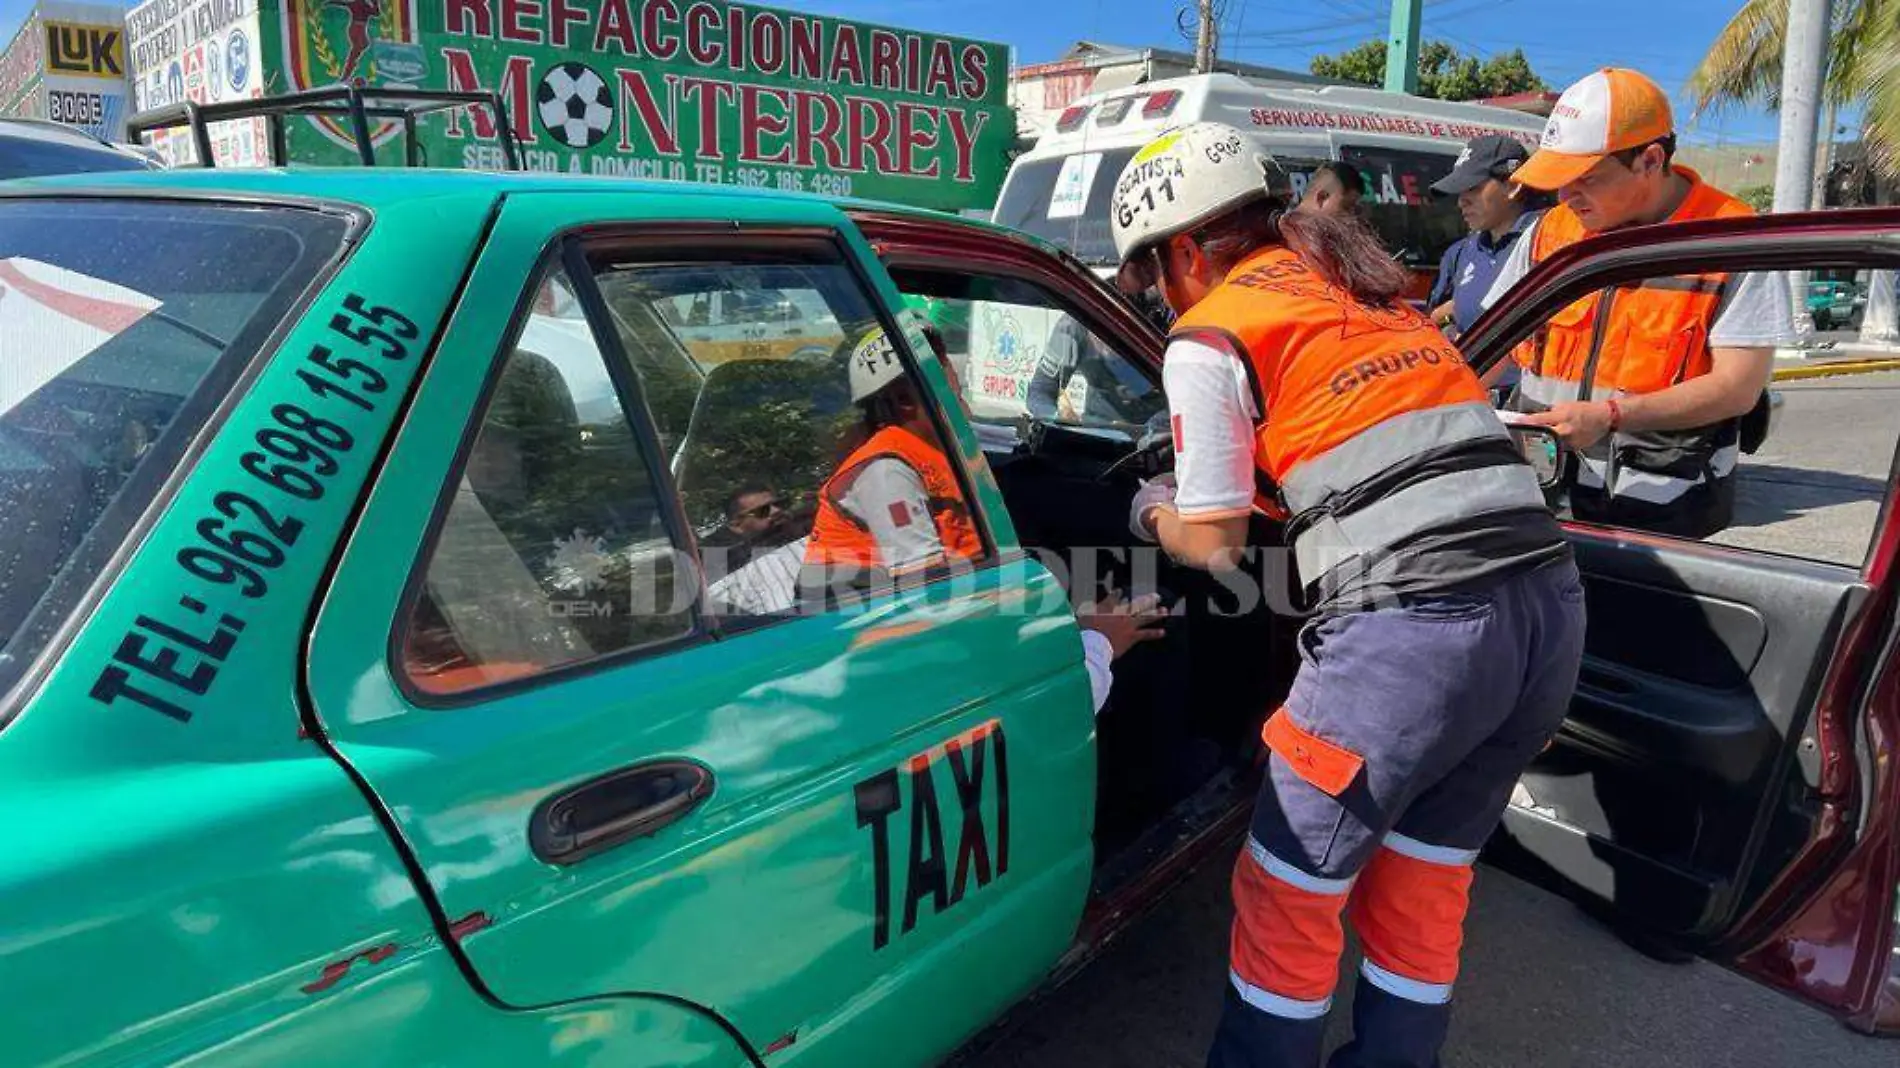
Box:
529;760;714;866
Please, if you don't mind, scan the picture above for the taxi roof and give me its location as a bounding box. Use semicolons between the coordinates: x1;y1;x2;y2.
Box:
2;166;1029;244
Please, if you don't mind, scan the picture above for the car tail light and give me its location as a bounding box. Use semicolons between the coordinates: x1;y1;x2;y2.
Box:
1097;98;1135;125
1143;90;1183;118
1055;105;1090;132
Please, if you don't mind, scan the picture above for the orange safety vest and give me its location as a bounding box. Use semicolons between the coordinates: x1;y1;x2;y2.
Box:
1508;168;1755;533
1514;168;1754;398
804;424;982;573
1172;246;1556;604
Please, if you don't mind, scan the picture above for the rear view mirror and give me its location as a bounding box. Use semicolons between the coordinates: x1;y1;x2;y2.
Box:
1507;424;1566;490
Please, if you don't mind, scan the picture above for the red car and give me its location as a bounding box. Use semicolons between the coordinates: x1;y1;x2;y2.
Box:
868;204;1900;1038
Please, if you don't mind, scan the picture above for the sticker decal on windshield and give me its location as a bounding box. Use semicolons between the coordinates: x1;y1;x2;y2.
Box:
0;257;161;417
1046;151;1104;221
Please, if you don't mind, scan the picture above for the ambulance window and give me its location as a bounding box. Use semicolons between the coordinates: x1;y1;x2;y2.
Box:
1337;145;1465;269
889;266;1165;437
993;147;1139;268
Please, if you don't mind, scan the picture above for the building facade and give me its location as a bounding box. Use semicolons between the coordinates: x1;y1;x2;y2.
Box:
1;1;132;142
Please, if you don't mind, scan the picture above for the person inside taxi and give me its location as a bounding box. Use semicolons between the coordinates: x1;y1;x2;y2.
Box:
802;325;984;584
705;482;811;618
1297;161;1366;218
801;322;1172;718
1482;67;1793;538
1112;122;1584;1068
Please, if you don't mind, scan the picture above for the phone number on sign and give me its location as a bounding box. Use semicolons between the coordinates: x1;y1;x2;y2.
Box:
731;168;856;196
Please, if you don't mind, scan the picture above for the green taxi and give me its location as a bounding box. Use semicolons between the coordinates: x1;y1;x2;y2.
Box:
7;99;1900;1065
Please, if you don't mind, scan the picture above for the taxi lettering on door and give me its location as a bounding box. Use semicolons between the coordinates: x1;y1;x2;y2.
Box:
854;720;1011;950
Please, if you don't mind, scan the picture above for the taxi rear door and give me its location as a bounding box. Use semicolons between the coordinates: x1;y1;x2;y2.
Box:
303;189;1099;1065
1463;208;1900;1032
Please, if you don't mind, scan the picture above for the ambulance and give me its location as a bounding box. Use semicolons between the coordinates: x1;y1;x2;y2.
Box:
967;73;1545;418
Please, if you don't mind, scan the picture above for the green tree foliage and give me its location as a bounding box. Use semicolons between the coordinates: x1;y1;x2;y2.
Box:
1738;184;1777;213
1691;0;1900;176
1310;40;1547;101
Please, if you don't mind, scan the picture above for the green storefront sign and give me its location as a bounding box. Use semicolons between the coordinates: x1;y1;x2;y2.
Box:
129;1;1014;211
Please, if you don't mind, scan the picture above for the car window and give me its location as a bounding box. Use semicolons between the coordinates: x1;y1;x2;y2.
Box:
590;244;988;619
0;199;347;713
401;265;693;696
0;134;157;180
888;266;1165;439
1487;259;1898;568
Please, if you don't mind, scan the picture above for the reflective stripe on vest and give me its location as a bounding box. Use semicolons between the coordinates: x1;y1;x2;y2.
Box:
1513;368;1583;408
1170;246;1553;599
1292;464;1545;584
1279;400;1509;513
1573;440;1740;504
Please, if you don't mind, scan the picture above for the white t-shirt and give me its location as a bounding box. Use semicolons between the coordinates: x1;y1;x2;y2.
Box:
836;457;944;573
708;537;808;616
1162;336;1262;521
1481;216;1795;348
1080;628;1114;714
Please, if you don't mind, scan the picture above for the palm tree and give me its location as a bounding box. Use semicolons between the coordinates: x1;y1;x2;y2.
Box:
1690;0;1900;341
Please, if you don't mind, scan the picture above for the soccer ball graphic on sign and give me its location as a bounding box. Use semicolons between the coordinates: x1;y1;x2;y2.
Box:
536;62;614;150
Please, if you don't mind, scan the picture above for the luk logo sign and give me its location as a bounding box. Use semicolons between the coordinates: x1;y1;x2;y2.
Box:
44;21;123;79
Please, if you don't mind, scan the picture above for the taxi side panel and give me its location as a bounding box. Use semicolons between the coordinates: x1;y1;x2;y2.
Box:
305;191;1098;1067
0;193;548;1064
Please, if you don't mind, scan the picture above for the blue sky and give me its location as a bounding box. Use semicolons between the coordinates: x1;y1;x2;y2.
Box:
2;0;1792;144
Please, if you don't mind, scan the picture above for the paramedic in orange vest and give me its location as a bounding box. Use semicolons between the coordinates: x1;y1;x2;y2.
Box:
802;326;983;587
1111;123;1587;1068
1482;68;1793;537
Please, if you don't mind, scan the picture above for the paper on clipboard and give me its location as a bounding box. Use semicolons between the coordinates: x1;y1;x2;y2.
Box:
1047;152;1105;220
0;258;161;418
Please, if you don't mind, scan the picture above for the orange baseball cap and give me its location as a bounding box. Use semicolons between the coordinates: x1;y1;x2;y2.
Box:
1514;68;1675;191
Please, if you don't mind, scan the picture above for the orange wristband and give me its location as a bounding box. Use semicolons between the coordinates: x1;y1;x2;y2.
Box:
1605;398;1623;432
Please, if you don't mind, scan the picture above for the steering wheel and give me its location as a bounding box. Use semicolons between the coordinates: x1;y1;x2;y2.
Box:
1096;410;1175;483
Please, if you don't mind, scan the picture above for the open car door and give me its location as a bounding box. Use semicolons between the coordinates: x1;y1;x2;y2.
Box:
1460;208;1900;1033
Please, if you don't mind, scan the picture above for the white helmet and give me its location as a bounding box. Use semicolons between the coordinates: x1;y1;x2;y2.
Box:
1110;122;1289;264
848;326;905;403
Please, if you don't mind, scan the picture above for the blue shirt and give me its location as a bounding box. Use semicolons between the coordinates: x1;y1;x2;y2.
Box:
1430;210;1542;336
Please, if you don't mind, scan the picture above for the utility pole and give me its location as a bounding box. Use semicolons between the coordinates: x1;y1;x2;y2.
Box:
1194;0;1217;74
1774;0;1830;338
1384;0;1422;94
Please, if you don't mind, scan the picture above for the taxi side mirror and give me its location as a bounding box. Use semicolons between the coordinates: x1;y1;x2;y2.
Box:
1507;424;1566;490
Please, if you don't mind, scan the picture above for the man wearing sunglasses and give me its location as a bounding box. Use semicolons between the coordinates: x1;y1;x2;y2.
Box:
1481;67;1791;538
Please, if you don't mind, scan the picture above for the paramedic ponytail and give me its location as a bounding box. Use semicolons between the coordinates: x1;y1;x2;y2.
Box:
1198;200;1411;307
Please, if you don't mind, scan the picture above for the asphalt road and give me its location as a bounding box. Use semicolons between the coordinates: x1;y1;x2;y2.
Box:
1708;368;1899;567
966;373;1900;1068
965;846;1894;1068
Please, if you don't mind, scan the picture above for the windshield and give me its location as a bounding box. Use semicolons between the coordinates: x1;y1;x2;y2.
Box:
0;199;348;708
994;148;1139;267
1000;144;1469;273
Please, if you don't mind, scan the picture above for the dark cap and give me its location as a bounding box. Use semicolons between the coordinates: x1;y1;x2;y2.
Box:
1430;135;1531;196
